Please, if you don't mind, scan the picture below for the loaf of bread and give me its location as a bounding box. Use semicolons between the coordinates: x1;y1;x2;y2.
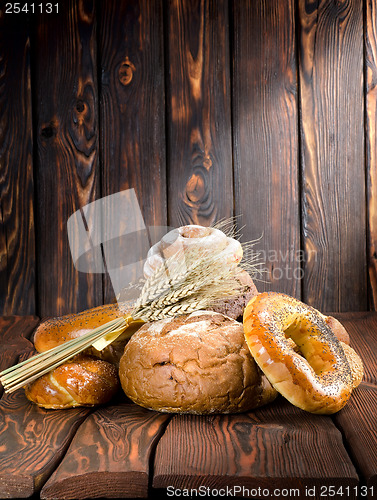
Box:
209;269;258;320
25;355;120;409
119;311;278;414
33;302;140;367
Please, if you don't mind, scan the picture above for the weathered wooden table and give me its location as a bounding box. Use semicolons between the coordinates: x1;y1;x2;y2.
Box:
0;313;376;500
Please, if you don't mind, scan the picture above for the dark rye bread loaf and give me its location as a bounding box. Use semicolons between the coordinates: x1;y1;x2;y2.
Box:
119;311;277;414
209;270;258;320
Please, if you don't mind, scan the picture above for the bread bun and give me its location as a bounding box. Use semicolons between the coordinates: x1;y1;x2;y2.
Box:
33;302;140;367
25;355;120;409
144;225;243;279
119;311;277;414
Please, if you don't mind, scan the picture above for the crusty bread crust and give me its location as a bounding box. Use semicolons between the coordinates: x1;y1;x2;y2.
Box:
32;303;139;367
119;311;277;414
25;355;120;409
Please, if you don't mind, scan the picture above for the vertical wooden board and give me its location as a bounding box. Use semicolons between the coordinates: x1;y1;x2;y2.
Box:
366;0;377;310
152;399;358;494
34;0;102;317
166;0;233;227
0;4;36;315
40;404;170;499
232;0;300;297
99;0;167;303
0;316;39;396
298;0;365;312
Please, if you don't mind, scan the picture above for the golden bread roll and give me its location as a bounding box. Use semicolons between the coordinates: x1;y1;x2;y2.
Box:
33;302;141;367
25;355;120;409
243;292;357;414
119;311;278;414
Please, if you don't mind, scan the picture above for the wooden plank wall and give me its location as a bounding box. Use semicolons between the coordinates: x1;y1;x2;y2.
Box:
0;0;372;317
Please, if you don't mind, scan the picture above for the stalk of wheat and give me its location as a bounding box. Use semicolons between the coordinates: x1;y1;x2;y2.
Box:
0;225;262;394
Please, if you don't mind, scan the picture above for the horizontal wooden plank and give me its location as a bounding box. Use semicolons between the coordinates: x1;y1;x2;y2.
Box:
0;316;39;396
334;383;377;490
0;389;90;498
152;397;358;495
40;403;170;499
332;312;377;385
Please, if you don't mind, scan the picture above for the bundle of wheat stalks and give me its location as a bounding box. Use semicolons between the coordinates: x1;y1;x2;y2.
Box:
0;221;261;394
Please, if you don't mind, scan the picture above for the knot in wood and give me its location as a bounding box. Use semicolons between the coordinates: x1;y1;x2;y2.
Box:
41;124;57;139
76;100;86;113
186;172;205;203
118;57;135;86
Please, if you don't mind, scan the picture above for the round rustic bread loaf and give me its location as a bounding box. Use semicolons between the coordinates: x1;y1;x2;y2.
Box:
119;311;277;414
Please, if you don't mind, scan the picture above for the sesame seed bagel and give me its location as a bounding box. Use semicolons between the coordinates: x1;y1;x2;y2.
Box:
243;292;353;414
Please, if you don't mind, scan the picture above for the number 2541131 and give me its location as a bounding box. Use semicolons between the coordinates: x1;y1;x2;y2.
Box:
5;3;59;14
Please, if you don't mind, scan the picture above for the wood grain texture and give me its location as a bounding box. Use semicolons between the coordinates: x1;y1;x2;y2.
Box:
40;403;170;499
366;0;377;311
0;389;90;498
153;398;358;494
0;316;39;396
298;0;366;312
333;312;377;385
34;0;102;316
232;0;300;298
166;0;233;227
334;383;377;490
99;0;167;304
0;5;36;315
